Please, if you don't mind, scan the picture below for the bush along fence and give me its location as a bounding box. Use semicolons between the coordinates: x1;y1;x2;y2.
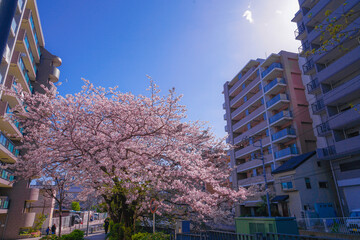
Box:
175;230;348;240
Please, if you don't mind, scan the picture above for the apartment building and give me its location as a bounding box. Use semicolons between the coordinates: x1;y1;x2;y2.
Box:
292;0;360;216
0;0;61;239
223;51;316;216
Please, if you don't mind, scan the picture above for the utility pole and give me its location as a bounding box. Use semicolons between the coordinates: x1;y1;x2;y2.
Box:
248;137;271;217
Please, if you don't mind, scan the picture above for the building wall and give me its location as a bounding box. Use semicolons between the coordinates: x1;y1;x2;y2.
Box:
0;0;61;238
293;0;360;216
223;51;316;216
273;155;340;219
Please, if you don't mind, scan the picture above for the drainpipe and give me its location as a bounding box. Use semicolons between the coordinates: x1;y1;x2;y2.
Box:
330;160;345;217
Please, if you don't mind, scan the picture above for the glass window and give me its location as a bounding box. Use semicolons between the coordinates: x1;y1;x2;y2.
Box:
244;96;247;102
263;113;267;120
258;83;262;91
242;83;246;90
268;146;272;154
247;123;251;130
281;181;293;190
305;178;311;189
245;109;249;116
319;182;328;188
252;169;257;177
261;98;264;105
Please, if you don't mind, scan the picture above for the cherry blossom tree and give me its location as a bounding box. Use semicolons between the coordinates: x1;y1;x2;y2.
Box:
12;80;249;234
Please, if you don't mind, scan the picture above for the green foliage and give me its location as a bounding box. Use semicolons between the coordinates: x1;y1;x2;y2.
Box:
131;232;170;240
71;201;81;211
95;202;108;213
40;230;84;240
256;195;280;217
107;221;132;240
61;229;84;240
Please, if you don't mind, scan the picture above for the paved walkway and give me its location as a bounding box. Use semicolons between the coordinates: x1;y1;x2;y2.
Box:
85;232;107;240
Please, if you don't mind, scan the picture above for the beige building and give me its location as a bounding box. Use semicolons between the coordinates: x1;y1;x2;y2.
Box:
272;151;339;218
0;0;61;239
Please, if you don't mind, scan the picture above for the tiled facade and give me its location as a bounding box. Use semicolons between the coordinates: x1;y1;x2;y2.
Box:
0;0;61;238
223;51;316;216
293;0;360;216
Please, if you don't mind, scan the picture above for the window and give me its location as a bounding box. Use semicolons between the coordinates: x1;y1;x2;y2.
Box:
247;123;251;130
245;109;249;116
305;178;311;189
263;113;267;120
266;129;269;136
242;83;246;90
340;161;360;172
258;83;262;91
319;182;328;188
317;161;321;167
251;153;256;160
268;146;272;154
244;96;247;102
252;169;257;177
261;98;264;105
271;164;275;171
281;181;293;190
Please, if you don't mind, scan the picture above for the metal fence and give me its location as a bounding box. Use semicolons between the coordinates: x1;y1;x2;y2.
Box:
296;217;360;235
176;231;347;240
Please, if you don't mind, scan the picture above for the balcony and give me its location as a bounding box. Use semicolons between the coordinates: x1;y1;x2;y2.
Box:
2;76;25;110
0;102;23;140
316;122;331;137
292;10;302;22
233;121;267;145
324;74;360;107
302;58;315;75
0;169;14;188
0;131;19;163
274;146;299;161
263;78;286;95
235;137;270;159
334;135;360;156
0;196;10;214
307;78;320;94
269;110;293;127
295;22;306;40
229;67;256;96
298;41;310;56
230;77;260;107
317;145;336;159
237;154;274;173
230;89;262;109
328;108;360;130
304;0;337;27
232;105;265;131
311;98;325;115
261;62;283;80
10;18;17;36
15;29;37;78
238;174;274;187
271;128;296;144
266;94;289;111
9;51;33;94
2;44;11;64
317;45;360;84
22;9;41;59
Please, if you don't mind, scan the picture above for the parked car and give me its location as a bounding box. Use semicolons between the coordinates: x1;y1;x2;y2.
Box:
346;209;360;233
72;214;83;225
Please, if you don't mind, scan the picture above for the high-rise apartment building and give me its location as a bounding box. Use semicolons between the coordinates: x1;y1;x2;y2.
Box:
223;51;316;216
292;0;360;216
0;0;61;238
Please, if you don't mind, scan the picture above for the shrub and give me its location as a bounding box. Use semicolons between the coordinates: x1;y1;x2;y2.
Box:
40;235;59;240
61;229;84;240
71;201;81;211
107;222;132;240
131;232;170;240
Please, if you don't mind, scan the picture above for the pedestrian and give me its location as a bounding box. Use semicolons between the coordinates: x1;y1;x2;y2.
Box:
46;227;50;235
104;218;110;234
51;224;56;235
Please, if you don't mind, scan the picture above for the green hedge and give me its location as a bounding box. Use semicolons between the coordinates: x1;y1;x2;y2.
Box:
131;232;170;240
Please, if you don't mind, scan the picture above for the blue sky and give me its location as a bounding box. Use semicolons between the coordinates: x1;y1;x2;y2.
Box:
38;0;300;138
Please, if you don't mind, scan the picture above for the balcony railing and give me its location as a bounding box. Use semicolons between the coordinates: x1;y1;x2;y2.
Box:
311;99;325;113
307;78;319;93
19;57;33;93
269;110;292;125
24;35;37;73
0;131;19;157
266;94;289;108
29;14;41;57
0;197;9;209
302;58;314;74
6;105;23;134
11;19;17;34
263;78;286;93
318;145;336;158
261;63;282;78
271;128;296;141
316;122;330;135
1;169;14;182
298;41;310;54
274;146;298;159
295;22;306;39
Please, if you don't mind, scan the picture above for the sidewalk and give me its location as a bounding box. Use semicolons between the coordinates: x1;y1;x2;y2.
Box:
85;232;107;240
